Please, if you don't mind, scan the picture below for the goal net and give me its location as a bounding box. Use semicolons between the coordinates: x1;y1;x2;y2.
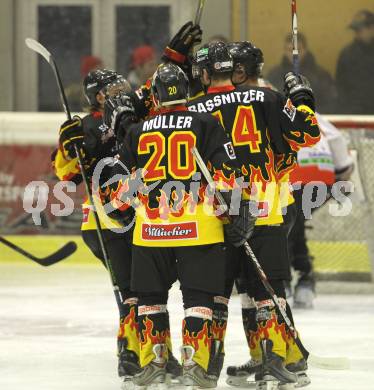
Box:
308;115;374;283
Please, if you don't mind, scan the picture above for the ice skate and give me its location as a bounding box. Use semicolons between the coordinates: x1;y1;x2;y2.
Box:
165;350;182;385
226;359;261;387
132;344;167;390
254;370;279;390
293;280;314;309
207;340;225;380
285;359;310;388
120;350;141;390
118;339;142;380
181;345;217;389
255;340;297;390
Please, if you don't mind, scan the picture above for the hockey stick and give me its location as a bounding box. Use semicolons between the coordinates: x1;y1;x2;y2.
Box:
0;236;77;266
291;0;299;74
194;0;206;25
25;38;70;119
191;146;350;370
25;38;123;305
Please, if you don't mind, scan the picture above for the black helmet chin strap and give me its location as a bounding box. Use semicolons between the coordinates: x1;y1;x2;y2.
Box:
231;67;249;87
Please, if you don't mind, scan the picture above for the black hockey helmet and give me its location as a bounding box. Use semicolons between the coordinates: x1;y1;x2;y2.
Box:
151;63;189;107
192;41;233;79
228;41;264;78
83;69;129;107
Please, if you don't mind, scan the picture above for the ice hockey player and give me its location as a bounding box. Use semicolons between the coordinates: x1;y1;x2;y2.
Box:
102;62;254;389
99;22;203;385
222;40;312;389
224;42;353;311
188;41;320;389
52;69;142;383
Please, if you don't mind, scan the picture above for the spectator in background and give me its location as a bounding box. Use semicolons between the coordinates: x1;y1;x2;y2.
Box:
65;55;103;112
267;33;337;113
127;45;158;88
336;10;374;114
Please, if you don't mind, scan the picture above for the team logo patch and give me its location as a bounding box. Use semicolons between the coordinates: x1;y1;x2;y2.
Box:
283;98;297;122
142;222;198;241
224;142;236;160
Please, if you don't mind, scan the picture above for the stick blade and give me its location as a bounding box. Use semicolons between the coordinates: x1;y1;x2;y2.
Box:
308;353;350;370
38;241;77;266
25;38;51;63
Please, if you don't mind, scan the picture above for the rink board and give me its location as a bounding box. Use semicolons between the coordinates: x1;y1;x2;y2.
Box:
0;236;372;278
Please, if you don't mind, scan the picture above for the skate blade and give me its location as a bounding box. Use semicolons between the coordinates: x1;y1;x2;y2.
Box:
256;380;279;390
134;384;168;390
278;383;295;390
165;373;183;385
226;376;256;388
295;372;311;388
122;377;135;390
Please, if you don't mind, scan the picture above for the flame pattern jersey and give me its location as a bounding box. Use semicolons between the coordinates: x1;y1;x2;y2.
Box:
107;106;239;247
187;85;320;225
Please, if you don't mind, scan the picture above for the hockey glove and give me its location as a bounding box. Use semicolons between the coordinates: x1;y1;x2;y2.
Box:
284;72;315;111
224;199;257;248
162;21;202;66
59;116;84;159
104;92;136;135
108;206;136;228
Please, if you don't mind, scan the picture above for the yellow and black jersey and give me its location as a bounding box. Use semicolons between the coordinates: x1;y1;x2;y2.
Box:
52;110;123;231
107;106;239;247
187;85;320;225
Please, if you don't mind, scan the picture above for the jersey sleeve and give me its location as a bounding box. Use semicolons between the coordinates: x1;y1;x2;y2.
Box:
277;93;321;152
51;146;82;184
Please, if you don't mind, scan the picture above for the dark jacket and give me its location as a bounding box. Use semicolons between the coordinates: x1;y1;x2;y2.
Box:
336;39;374;114
267;52;337;114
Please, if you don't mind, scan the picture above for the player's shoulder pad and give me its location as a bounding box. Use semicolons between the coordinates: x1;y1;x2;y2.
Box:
82;111;106;135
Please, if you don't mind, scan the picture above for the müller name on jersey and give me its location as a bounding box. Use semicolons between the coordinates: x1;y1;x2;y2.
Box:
188;89;265;113
142;115;193;131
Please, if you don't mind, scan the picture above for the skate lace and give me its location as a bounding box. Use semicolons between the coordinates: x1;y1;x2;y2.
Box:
238;359;260;370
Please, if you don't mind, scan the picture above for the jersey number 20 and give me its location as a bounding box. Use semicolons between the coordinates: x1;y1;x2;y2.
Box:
138;131;196;181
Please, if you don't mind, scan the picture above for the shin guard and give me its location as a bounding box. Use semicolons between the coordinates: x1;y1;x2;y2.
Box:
138;304;169;368
182;306;212;371
255;299;287;360
117;297;139;358
241;294;261;361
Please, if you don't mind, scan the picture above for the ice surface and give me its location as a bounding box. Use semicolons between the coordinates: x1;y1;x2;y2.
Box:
1;262;374;390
